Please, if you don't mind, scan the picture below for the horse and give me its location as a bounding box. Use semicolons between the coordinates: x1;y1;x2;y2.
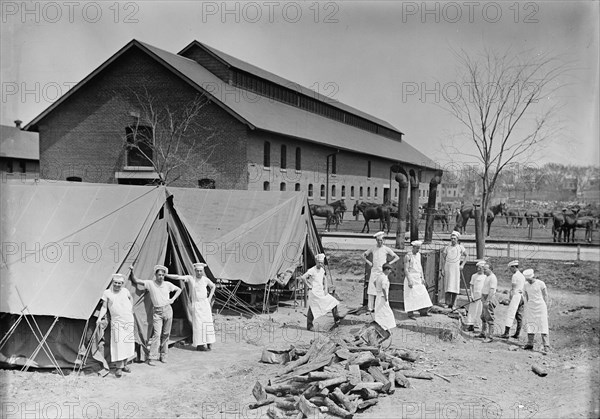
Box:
309;204;339;231
573;216;594;243
422;208;450;231
504;208;523;228
524;210;546;229
352;202;389;234
454;202;506;236
552;207;580;243
328;199;347;223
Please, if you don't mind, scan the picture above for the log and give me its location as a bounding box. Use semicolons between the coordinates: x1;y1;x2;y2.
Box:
367;366;391;392
339;382;354;394
348;364;362;386
301;383;320;399
308;396;327;406
388;370;396;394
336;348;352;360
324;397;354;419
379;361;390;370
350;382;384;392
280;337;331;375
253;381;268;401
395;372;411;388
274;399;298;411
332;387;358;414
318;376;348;390
402;371;433;380
267;405;288;419
324;364;347;374
249;397;275;409
355;388;378;400
357;399;378;410
274;355;334;383
308;371;342;380
360;370;375;382
298;395;320;417
532;364;548;377
265;382;310;396
346;345;380;354
290;375;311;383
395;350;419;362
349;351;378;367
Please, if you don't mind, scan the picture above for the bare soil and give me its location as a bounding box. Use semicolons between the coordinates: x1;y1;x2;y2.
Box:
2;252;599;418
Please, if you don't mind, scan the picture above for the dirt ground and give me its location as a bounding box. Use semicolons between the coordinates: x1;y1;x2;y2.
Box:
1;252;599;419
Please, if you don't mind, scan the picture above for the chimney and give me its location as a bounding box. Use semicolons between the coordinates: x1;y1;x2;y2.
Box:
14;120;22;129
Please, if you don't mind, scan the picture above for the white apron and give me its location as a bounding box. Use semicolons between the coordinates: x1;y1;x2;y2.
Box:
466;273;486;326
368;246;393;296
443;244;463;294
375;276;396;330
103;289;135;363
503;294;523;328
307;267;339;319
403;253;432;312
191;276;216;345
524;280;549;334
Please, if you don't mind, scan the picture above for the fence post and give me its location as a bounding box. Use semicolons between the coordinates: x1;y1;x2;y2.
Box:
577;244;581;261
507;241;511;258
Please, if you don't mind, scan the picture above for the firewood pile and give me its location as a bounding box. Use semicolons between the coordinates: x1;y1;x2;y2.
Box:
251;325;440;418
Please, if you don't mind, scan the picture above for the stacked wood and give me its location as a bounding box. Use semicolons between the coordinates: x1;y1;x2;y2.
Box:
252;330;450;418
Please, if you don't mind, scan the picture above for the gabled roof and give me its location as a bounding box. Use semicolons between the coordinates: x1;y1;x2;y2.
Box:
179;40;401;134
25;40;437;169
0;125;39;160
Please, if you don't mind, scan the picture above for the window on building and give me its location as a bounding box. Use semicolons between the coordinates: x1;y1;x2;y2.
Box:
295;147;301;171
308;184;313;197
359;186;363;198
126;125;154;167
280;145;287;169
19;160;26;173
367;187;371;198
375;187;378;198
263;181;270;191
453;190;456;197
280;182;286;191
264;141;271;167
331;154;337;174
394;188;398;198
331;185;336;198
295;183;300;191
66;176;82;182
198;179;216;189
367;161;372;178
320;185;325;198
341;185;346;198
350;186;355;199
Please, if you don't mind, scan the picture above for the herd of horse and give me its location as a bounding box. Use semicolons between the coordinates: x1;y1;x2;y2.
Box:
309;199;598;243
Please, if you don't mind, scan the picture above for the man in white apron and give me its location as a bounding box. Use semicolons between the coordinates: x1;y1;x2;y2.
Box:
464;260;486;332
441;231;467;309
522;269;550;353
362;231;399;312
167;263;216;351
300;253;343;331
478;262;497;343
499;260;525;339
374;263;397;338
97;274;135;377
403;241;432;319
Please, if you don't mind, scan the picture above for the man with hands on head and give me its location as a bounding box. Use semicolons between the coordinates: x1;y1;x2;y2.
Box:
362;231;399;313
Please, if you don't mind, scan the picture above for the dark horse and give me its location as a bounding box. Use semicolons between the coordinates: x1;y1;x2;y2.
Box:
455;202;506;236
310;204;339;231
352;202;390;233
328;199;347;223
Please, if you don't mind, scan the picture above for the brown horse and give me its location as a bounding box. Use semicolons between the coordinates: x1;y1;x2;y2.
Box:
352;202;390;233
504;208;523;228
310;204;338;231
328;199;347;223
454;202;506;236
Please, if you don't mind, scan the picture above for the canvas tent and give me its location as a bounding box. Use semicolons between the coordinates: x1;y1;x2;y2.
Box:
1;180;322;370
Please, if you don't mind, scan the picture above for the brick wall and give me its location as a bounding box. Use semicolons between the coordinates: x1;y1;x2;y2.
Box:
35;45;248;189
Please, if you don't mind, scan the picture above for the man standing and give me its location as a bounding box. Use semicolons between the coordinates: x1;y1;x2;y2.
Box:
167;263;216;352
478;262;497;343
403;240;432;319
441;231;467;309
522;269;550;353
97;273;135;377
300;253;343;331
374;263;397;338
362;231;399;312
464;260;487;332
499;260;525;339
130;264;182;365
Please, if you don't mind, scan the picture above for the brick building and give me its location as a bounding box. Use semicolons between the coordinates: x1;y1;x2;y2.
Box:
0;123;39;181
25;40;439;203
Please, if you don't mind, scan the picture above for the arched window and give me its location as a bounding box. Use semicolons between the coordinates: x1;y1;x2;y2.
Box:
394;188;398;198
308;184;314;197
280;145;287;169
280;182;286;191
263;181;270;191
359;187;363;198
374;187;378;198
341;185;346;198
331;185;336;198
263;142;271;167
367;187;371;198
295;147;301;170
350;186;355;199
295;183;301;191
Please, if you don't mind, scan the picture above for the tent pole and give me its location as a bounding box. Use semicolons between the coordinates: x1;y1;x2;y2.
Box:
0;314;24;349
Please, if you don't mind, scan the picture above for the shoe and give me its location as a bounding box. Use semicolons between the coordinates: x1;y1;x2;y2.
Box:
197;345;206;351
407;314;417;320
420;312;432;317
523;344;534;350
122;366;132;373
499;333;510;339
511;333;520;339
146;359;156;366
483;338;493;343
159;357;167;363
115;369;123;378
475;334;486;339
207;344;212;351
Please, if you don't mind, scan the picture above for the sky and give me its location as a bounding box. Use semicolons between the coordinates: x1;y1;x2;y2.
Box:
1;1;599;168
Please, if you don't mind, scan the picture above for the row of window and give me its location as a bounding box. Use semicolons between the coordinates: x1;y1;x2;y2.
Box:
263;182;395;200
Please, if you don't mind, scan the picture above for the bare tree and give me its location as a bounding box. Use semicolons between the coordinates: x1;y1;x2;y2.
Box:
443;48;570;237
123;88;220;185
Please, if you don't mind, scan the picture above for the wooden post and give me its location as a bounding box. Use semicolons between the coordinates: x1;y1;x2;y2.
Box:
474;204;484;259
395;172;409;249
409;171;420;243
424;171;443;243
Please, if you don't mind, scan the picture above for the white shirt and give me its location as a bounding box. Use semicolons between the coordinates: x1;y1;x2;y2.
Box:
142;280;178;307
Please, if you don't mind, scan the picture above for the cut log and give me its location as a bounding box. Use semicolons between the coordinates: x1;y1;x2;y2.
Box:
249;397;275;409
379;361;390;370
253;381;268;401
355;387;378;400
274;399;298;411
302;383;320;399
388;370;396;394
357;399;379;410
348;364;362;386
395;372;411;388
367;366;391;392
332;387;358;414
324;364;347;374
336;348;352;360
279;337;331;375
402;371;433;380
339;382;354;394
324;397;353;419
360;370;375;382
308;371;342;380
349;351;377;367
265;382;310;396
346;345;379;354
308;396;327;406
274;355;334;383
317;376;348;390
298;395;320;417
395;350;419;362
532;364;548;377
266;405;288;419
350;382;384;392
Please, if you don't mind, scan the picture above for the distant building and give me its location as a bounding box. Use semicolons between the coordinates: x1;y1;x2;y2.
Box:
0;122;39;180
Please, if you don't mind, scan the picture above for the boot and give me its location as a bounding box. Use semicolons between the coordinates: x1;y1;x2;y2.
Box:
511;322;521;339
476;323;486;339
499;326;510;339
523;334;535;350
483;323;494;343
332;307;344;324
